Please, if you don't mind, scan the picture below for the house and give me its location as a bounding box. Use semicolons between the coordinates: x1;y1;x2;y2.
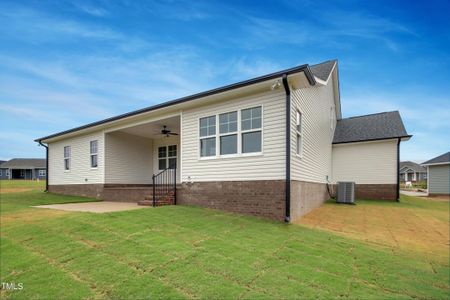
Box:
399;161;427;182
422;152;450;196
35;60;411;222
0;158;47;180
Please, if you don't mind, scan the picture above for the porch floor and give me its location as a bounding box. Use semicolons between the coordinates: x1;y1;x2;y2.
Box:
33;201;146;213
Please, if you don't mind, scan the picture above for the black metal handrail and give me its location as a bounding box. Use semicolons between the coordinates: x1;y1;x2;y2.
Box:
152;167;177;207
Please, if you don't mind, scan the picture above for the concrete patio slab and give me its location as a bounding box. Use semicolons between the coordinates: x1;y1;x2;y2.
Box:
400;190;428;197
33;201;146;213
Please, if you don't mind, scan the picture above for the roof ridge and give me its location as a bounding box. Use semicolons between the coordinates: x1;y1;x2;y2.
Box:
310;59;338;67
343;111;399;120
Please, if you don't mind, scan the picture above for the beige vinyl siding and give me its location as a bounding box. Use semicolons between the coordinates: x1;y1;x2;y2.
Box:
332;139;398;184
291;78;336;183
181;90;286;182
104;132;153;184
48;131;104;185
428;165;450;194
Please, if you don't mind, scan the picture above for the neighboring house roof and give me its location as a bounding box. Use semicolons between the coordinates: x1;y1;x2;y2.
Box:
0;158;46;169
310;60;336;81
422;152;450;166
400;161;426;173
333;111;411;144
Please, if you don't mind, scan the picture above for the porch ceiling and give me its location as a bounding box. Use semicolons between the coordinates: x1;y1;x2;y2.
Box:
116;115;180;139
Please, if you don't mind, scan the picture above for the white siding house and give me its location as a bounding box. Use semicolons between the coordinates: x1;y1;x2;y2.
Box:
48;131;104;185
37;60;411;221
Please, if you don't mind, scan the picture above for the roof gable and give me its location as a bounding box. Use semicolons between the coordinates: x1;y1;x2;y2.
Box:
310;60;336;81
400;161;426;173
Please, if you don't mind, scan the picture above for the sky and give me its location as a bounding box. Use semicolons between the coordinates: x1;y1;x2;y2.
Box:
0;0;449;162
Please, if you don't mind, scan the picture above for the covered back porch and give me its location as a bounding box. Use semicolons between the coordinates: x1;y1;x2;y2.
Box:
102;115;181;205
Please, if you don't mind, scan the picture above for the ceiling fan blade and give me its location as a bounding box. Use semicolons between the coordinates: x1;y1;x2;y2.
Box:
168;132;179;135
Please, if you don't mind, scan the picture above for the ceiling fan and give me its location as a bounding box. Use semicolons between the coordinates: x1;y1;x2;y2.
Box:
161;125;178;137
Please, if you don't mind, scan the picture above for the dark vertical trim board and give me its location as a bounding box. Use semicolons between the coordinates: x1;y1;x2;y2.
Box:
39;141;49;192
396;138;400;201
282;74;291;223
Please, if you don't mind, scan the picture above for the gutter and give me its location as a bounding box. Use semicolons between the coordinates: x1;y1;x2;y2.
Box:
280;71;316;223
396;138;400;202
38;141;49;192
332;135;412;145
282;74;291;223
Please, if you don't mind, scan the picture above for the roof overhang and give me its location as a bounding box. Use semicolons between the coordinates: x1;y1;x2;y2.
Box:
312;61;342;120
421;162;450;167
36;64;316;143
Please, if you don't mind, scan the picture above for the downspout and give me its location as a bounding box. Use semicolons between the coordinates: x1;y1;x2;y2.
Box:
38;140;49;192
282;74;291;223
396;138;400;201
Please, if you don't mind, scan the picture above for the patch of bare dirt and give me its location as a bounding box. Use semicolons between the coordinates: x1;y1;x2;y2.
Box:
295;203;449;263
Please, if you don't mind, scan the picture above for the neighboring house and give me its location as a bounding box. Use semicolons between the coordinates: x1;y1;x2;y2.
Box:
0;158;47;180
399;161;427;182
35;60;411;222
422;152;450;196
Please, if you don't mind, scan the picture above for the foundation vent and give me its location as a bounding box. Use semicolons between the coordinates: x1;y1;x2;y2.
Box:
337;182;355;204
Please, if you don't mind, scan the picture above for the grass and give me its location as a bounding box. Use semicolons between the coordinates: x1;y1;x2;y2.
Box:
0;180;449;299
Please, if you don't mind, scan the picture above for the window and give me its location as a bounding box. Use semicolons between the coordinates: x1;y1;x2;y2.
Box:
5;170;9;177
199;116;216;157
38;170;46;176
241;107;262;153
423;173;427;179
199;106;263;158
64;146;71;170
158;145;177;170
90;140;98;168
296;110;302;156
219;111;237;155
0;170;2;176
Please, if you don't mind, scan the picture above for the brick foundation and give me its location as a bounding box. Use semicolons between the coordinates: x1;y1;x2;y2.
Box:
49;184;157;203
102;187;154;202
49;184;104;199
178;180;286;221
355;184;397;200
290;181;329;221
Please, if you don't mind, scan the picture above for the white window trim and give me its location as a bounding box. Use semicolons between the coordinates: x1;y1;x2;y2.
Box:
218;111;238;157
295;109;303;158
199;115;217;158
198;105;264;160
90;140;98;170
5;169;10;177
158;145;177;170
64;146;71;172
38;170;46;176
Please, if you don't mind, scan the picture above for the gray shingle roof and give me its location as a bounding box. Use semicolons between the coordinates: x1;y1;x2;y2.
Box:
310;60;336;81
333;111;410;144
422;152;450;165
0;158;46;169
400;161;426;173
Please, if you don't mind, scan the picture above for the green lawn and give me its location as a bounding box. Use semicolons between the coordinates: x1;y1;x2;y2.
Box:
1;181;448;299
